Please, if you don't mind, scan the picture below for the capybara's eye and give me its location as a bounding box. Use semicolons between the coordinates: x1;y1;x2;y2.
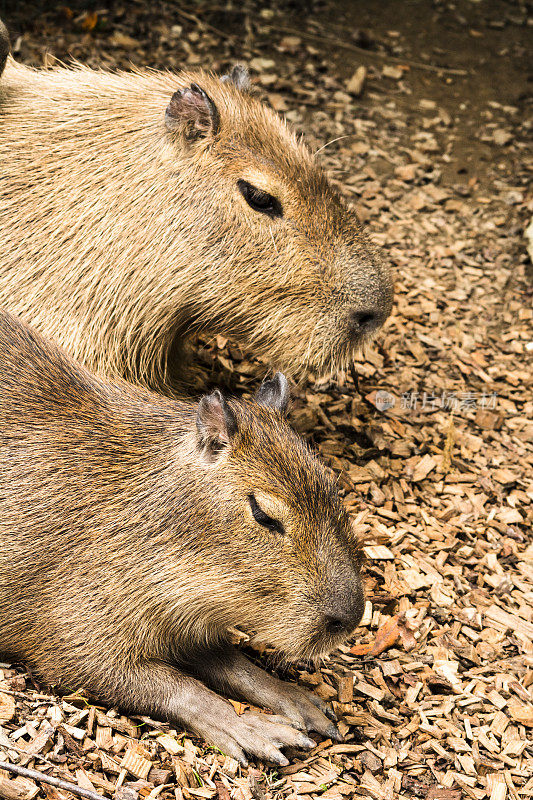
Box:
248;494;285;534
237;180;283;218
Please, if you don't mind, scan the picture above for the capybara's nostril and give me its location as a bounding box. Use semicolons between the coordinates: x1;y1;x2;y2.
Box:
348;309;380;337
325;615;349;635
357;311;376;331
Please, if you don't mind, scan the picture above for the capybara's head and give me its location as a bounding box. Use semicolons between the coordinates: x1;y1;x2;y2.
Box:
163;66;393;377
193;373;364;660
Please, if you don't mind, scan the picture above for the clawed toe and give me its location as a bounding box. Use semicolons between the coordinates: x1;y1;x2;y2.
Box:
278;684;341;741
326;722;342;741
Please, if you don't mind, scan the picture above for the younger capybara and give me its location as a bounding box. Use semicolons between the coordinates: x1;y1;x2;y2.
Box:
0;20;392;391
0;309;365;765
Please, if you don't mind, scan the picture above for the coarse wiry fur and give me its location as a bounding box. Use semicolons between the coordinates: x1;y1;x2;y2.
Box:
0;31;393;391
0;310;364;739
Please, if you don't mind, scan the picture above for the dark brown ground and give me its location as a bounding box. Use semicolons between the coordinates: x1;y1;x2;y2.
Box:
0;2;531;800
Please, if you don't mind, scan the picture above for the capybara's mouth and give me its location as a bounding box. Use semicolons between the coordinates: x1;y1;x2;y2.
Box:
311;325;381;377
230;624;329;665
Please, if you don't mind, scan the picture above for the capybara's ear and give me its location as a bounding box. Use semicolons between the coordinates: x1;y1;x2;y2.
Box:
165;84;219;141
221;64;250;92
196;389;238;462
255;373;290;415
0;19;10;78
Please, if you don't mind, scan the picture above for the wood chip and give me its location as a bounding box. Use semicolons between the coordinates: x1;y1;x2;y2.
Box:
485;606;533;640
156;734;184;756
354;682;385;702
0;693;15;722
120;744;152;780
335;673;353;703
363;545;395;560
507;703;533;727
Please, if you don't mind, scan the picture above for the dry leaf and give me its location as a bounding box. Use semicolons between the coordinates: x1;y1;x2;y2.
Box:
228;700;248;716
81;12;98;31
350;614;400;656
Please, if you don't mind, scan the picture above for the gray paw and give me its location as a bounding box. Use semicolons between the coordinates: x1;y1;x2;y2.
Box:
265;681;342;741
193;709;316;766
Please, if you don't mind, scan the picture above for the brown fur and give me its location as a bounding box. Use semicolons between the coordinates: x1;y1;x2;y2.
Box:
0;35;393;391
0;310;364;762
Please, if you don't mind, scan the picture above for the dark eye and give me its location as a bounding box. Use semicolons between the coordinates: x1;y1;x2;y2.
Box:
238;180;282;218
248;494;285;534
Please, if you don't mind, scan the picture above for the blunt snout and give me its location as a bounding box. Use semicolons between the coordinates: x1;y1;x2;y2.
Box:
342;251;394;342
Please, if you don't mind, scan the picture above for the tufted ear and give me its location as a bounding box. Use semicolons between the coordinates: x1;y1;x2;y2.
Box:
165;83;219;141
221;64;250;92
196;389;237;462
0;20;9;78
255;373;290;415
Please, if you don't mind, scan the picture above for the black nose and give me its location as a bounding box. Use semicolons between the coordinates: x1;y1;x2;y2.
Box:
325;614;354;635
348;309;381;337
322;581;365;637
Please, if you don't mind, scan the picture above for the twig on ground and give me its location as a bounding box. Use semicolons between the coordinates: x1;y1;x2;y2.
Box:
0;761;105;800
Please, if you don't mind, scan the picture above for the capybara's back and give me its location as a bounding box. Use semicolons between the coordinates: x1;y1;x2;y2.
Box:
0;309;146;660
0;22;392;389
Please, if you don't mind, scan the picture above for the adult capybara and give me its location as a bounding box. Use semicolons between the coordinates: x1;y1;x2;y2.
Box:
0;309;365;765
0;21;392;391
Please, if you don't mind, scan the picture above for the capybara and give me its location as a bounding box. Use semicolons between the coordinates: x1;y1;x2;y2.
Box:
0;309;365;765
0;21;393;391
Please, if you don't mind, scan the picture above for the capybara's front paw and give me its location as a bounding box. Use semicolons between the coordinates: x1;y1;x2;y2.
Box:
268;681;342;741
194;710;316;766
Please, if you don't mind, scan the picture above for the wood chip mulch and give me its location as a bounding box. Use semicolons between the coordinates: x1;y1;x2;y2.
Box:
1;1;531;799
